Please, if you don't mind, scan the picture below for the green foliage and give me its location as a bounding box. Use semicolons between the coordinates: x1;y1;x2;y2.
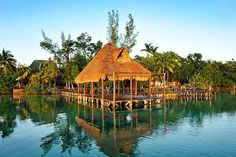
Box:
120;14;139;52
39;60;59;86
107;10;119;45
0;49;17;93
40;31;102;89
40;30;60;63
75;32;103;60
180;53;205;83
136;44;181;83
24;82;59;94
189;73;209;90
141;43;158;55
0;73;17;93
0;49;17;74
137;43;236;87
107;10;138;52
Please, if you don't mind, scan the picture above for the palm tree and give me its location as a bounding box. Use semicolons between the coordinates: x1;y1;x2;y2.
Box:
0;49;17;74
39;61;58;86
16;64;31;88
154;52;181;83
141;43;158;55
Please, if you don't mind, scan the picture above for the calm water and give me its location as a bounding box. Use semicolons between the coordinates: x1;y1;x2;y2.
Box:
0;93;236;157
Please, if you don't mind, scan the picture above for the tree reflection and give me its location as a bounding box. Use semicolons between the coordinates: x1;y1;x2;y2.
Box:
0;93;236;156
40;100;94;156
0;96;17;138
40;114;93;156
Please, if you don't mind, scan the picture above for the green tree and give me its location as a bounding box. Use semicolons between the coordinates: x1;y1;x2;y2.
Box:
0;74;17;93
154;52;181;85
40;31;75;89
120;14;139;52
75;32;103;60
39;61;59;86
107;10;119;45
107;10;138;52
16;64;31;88
40;30;60;65
180;53;206;83
0;49;17;74
141;43;158;55
0;49;17;93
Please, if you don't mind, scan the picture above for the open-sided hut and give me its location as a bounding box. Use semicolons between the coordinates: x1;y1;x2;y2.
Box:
75;43;152;108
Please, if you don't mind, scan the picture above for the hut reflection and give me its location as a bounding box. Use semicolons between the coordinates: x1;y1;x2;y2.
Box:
76;104;154;156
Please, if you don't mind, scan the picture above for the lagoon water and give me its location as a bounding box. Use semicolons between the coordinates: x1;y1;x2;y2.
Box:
0;93;236;157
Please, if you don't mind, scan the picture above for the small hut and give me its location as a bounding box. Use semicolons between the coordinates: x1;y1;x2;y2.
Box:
75;43;152;108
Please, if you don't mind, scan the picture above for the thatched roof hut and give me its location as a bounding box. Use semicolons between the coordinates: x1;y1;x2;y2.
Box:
75;43;151;83
29;60;57;73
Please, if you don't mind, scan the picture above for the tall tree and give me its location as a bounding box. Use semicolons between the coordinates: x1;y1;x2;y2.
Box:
40;30;60;65
16;64;31;88
106;10;138;52
107;10;119;45
120;14;139;52
75;32;102;60
141;43;158;55
180;53;205;83
40;31;75;89
0;49;17;74
39;61;59;86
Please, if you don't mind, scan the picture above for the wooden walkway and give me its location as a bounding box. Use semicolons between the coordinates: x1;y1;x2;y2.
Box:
61;89;215;111
61;92;161;111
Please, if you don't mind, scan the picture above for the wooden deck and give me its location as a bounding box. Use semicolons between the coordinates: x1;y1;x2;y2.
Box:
61;89;215;111
61;92;161;111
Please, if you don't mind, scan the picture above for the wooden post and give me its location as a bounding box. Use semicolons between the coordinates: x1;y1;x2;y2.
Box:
135;80;138;96
78;83;80;94
91;82;94;104
163;73;166;98
83;83;86;96
118;80;120;98
113;73;116;108
130;76;133;110
122;81;125;95
102;107;104;133
84;105;86;119
78;104;80;118
91;107;94;124
101;79;104;107
148;75;151;97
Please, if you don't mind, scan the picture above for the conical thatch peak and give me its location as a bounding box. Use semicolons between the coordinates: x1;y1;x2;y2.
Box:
75;43;151;83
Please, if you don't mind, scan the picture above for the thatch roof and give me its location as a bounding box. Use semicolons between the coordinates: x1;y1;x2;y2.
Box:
75;43;152;83
29;60;57;72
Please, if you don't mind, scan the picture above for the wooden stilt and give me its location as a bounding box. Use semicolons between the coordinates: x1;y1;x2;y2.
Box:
84;105;86;119
122;81;125;95
91;82;94;104
83;83;86;96
113;73;116;108
78;83;80;94
130;76;133;110
91;107;94;124
101;79;104;107
135;80;137;96
118;80;120;98
102;107;104;133
78;104;80;118
148;75;151;97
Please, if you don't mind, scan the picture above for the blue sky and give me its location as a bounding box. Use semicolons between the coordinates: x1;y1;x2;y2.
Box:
0;0;235;65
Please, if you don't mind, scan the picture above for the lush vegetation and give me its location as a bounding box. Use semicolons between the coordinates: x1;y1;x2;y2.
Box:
0;10;235;94
135;43;236;89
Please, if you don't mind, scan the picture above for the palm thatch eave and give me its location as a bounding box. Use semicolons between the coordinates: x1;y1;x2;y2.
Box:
75;43;152;83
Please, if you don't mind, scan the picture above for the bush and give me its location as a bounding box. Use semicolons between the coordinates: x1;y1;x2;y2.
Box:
24;83;59;94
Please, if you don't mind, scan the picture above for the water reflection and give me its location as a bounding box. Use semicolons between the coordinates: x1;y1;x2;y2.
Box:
0;93;235;156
